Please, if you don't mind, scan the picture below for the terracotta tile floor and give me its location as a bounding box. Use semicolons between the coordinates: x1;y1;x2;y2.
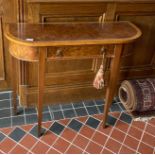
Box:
0;112;155;154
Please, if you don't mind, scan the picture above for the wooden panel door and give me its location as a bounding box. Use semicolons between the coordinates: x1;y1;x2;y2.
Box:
0;0;17;90
115;3;155;80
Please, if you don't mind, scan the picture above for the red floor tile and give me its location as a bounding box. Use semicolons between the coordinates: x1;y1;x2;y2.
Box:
85;141;103;154
9;144;28;154
42;122;53;129
21;124;34;132
119;145;136;154
73;134;89;150
128;126;143;140
105;138;122;153
142;132;155;147
65;144;83;154
110;128;126;142
148;118;155;127
98;123;113;135
76;116;88;123
31;141;50;154
131;121;145;131
92;131;107;146
20;134;38;149
0;128;14;135
115;120;129;133
124;135;139;150
46;147;60;154
110;112;121;119
0;138;16;153
80;126;94;139
61;128;76;142
53;137;70;153
138;142;154;154
101;148;114;154
145;124;155;136
93;114;103;121
59;119;70;126
40;131;58;146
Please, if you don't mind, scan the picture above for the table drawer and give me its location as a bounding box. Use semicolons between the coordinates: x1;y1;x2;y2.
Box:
9;42;113;62
47;45;104;59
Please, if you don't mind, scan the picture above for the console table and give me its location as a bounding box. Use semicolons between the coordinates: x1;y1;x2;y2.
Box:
5;22;141;137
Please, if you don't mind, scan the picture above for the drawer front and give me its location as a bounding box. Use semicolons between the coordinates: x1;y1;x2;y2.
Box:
47;45;104;59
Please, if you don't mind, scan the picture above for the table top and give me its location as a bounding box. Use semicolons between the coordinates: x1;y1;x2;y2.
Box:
5;22;141;46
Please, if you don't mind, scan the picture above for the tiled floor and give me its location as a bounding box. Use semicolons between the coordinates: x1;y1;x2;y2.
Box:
0;113;155;154
0;91;155;154
0;91;123;128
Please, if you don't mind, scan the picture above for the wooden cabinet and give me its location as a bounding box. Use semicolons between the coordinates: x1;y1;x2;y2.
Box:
1;0;155;106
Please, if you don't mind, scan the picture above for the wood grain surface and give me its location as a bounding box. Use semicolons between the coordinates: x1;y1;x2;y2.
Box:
5;22;141;46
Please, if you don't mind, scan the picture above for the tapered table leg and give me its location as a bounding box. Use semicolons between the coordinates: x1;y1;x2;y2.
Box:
11;56;17;115
37;47;46;137
103;44;123;127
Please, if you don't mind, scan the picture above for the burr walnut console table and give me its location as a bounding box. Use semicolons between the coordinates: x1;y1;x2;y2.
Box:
5;22;141;137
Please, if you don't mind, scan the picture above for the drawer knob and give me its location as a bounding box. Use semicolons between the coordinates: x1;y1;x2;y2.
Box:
56;48;63;57
100;46;106;54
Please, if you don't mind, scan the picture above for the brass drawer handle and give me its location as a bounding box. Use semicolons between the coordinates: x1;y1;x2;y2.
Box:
101;46;115;58
100;46;106;55
56;48;63;57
